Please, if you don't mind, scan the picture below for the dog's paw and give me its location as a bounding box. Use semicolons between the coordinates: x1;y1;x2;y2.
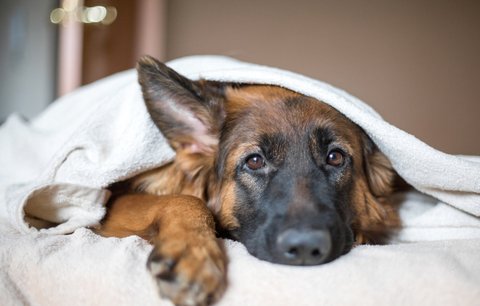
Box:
147;238;226;306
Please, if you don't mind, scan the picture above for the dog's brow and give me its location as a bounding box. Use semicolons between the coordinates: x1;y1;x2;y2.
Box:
313;126;336;146
258;133;288;161
311;126;355;157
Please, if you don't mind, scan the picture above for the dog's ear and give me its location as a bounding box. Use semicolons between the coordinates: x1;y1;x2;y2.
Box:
363;137;395;198
137;56;225;156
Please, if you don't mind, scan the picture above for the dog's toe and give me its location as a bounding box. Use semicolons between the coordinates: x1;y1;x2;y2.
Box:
147;239;226;306
148;253;176;281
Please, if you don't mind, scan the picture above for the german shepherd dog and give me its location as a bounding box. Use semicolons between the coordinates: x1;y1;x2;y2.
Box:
97;56;400;306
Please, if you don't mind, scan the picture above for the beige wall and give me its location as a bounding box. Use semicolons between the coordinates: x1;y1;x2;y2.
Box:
166;0;480;155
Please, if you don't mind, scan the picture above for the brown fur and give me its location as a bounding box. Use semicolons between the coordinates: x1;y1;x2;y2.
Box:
97;57;400;306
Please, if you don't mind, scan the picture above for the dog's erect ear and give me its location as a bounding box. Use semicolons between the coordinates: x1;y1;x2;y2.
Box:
363;137;395;198
137;56;225;155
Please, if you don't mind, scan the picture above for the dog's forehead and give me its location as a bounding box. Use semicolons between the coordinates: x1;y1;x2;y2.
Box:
223;85;360;139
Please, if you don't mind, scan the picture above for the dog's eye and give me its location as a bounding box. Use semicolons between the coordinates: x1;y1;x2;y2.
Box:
326;150;344;167
245;154;265;170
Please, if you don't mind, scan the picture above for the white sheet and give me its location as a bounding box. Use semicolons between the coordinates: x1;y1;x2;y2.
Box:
1;56;479;306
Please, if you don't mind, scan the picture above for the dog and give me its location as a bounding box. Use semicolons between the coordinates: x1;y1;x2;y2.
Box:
97;56;400;306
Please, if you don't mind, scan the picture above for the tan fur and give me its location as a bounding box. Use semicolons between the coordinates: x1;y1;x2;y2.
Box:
131;152;214;201
351;179;400;244
365;150;395;197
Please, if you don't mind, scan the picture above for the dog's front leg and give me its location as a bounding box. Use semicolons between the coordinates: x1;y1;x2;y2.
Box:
97;194;227;306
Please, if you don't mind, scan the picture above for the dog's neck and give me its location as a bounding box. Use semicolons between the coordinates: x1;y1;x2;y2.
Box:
129;156;215;202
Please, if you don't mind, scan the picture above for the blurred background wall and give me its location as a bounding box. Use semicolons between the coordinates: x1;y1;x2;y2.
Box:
0;0;57;119
0;0;479;154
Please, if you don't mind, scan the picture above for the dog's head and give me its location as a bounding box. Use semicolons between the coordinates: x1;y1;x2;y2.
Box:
137;56;399;266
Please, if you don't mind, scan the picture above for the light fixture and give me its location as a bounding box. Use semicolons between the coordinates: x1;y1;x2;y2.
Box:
50;0;117;25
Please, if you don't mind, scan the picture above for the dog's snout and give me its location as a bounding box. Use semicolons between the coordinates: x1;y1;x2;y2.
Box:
276;228;331;265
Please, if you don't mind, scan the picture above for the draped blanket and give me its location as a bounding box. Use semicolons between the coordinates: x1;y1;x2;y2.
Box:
1;56;479;306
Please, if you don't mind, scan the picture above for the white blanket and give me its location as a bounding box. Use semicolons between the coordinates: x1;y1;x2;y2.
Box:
1;56;480;306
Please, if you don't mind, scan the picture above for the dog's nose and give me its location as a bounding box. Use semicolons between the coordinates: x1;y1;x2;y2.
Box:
276;228;331;265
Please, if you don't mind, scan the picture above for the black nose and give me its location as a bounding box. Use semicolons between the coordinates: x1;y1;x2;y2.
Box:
276;229;332;265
